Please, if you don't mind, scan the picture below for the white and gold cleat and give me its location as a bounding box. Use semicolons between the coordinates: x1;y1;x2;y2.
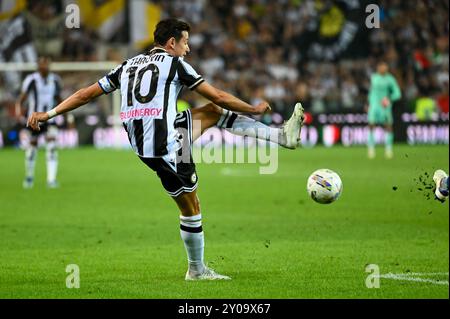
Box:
185;266;231;281
280;102;305;149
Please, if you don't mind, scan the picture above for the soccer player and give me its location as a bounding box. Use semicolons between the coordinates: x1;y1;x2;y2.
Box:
367;61;401;159
16;56;63;188
27;19;304;280
433;170;449;202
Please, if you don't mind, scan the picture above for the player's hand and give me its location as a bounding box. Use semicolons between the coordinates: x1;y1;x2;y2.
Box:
253;101;271;114
27;112;49;131
381;97;390;108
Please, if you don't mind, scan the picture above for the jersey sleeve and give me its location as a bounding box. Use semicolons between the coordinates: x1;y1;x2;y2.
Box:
389;75;401;102
98;61;126;94
177;59;204;90
21;75;33;94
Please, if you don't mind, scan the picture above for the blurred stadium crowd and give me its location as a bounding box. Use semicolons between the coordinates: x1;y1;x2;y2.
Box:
0;0;448;124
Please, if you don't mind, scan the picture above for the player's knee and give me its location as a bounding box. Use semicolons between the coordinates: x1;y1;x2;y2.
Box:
204;103;222;116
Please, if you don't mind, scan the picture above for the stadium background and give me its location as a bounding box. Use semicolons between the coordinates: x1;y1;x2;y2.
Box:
0;0;448;149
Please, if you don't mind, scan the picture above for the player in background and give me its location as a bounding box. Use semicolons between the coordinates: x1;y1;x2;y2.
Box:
367;61;401;159
16;56;63;188
433;169;449;202
27;19;304;280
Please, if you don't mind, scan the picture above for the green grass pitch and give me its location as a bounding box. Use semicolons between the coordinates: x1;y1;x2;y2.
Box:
0;144;448;298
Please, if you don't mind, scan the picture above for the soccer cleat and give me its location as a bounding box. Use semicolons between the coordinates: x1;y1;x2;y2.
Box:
433;170;449;203
23;177;34;189
385;148;393;159
185;266;231;281
280;102;305;149
368;147;375;159
47;181;60;189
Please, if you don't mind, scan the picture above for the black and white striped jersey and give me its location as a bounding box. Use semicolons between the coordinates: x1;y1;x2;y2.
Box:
21;72;62;124
98;48;204;158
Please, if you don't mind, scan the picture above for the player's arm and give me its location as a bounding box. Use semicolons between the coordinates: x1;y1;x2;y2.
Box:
194;81;270;115
15;92;28;118
27;82;104;131
16;75;33;118
389;76;401;103
178;59;270;114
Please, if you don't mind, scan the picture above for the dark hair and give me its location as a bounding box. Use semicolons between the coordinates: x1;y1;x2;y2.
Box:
38;56;51;64
154;18;190;46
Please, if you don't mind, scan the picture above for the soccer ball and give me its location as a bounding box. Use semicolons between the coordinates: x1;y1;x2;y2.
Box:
306;169;343;204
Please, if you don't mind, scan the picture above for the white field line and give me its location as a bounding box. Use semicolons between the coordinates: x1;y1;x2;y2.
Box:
389;272;449;276
378;272;449;286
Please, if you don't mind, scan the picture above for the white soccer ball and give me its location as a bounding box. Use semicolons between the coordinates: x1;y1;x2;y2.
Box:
307;169;343;204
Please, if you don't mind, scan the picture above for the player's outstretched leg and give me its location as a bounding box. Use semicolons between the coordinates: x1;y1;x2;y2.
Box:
23;142;37;189
191;102;305;149
433;170;449;203
174;190;231;281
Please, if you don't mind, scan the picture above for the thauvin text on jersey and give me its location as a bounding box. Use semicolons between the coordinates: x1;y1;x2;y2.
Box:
129;54;166;66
